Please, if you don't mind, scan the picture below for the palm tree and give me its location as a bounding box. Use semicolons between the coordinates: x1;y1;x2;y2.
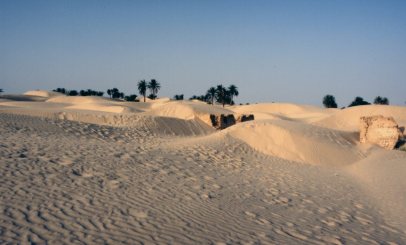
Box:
228;85;239;105
147;79;161;100
138;80;147;102
110;88;120;99
107;89;112;98
206;87;216;105
216;85;228;107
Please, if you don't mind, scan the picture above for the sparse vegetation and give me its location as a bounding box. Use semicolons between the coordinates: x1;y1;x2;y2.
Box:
374;96;389;105
68;90;78;96
124;94;138;102
53;88;103;96
173;94;184;100
138;80;147;102
79;89;104;96
215;85;228;107
348;97;370;107
322;94;338;108
190;84;239;107
107;88;124;99
53;88;66;94
206;87;216;105
147;79;161;100
228;85;239;105
147;94;157;100
189;95;207;101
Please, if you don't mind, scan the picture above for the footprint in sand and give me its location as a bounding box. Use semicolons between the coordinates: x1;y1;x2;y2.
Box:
72;168;94;177
107;180;120;189
244;211;257;218
59;158;73;166
129;209;148;219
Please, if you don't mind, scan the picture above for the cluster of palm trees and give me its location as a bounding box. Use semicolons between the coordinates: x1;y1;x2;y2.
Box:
53;88;104;97
191;84;239;107
137;79;161;102
106;88;124;99
323;94;391;108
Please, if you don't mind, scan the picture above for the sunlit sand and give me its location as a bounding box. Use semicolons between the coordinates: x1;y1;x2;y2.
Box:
1;90;405;244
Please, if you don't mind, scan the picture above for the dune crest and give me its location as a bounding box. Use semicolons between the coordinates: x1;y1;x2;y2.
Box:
24;90;65;98
227;119;362;166
315;105;406;131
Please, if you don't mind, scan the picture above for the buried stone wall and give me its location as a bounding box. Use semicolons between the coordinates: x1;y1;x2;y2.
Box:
359;115;403;150
210;114;236;130
208;114;254;130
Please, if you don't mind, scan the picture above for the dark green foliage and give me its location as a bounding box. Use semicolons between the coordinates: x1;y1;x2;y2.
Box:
206;87;217;105
53;88;66;94
147;79;161;100
148;94;157;100
124;94;138;101
228;85;239;105
137;80;147;102
197;84;240;106
68;90;78;96
215;85;230;107
173;94;184;100
189;95;207;102
374;96;389;105
107;89;112;98
107;88;123;99
348;97;370;107
54;88;103;96
322;94;338;108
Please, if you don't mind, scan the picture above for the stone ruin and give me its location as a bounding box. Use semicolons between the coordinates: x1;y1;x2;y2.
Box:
208;114;254;130
236;114;255;123
359;115;403;150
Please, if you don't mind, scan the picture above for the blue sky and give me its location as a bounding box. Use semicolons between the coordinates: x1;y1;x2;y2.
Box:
1;0;405;106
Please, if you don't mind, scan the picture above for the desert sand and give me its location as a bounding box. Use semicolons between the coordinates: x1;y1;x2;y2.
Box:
1;90;406;244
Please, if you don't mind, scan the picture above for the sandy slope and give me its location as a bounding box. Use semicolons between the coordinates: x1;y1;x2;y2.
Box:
227;120;363;166
348;149;406;229
1;92;406;244
24;90;65;98
315;105;406;131
230;103;335;122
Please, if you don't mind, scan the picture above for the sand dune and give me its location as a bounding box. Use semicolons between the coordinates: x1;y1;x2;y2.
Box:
1;91;406;244
227;119;362;166
0;94;50;102
24;89;65;98
315;105;406;131
147;100;233;120
348;149;406;229
231;103;335;122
